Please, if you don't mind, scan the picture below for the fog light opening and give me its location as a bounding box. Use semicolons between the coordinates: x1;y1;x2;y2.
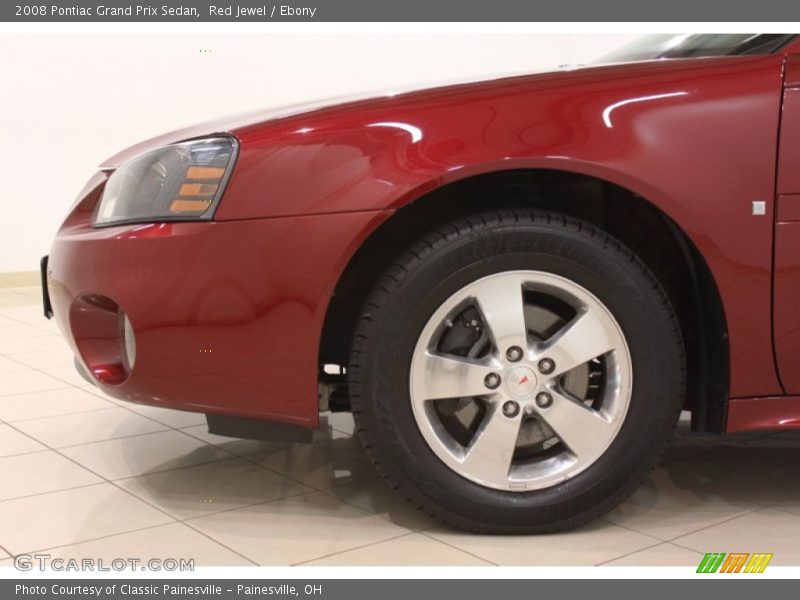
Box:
70;294;134;386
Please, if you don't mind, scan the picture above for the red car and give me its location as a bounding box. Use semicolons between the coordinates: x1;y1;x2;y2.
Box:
44;34;800;533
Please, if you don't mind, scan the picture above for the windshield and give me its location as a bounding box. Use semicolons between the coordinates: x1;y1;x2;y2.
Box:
596;34;795;64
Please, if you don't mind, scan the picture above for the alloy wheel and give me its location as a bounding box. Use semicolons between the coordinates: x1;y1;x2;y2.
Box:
409;270;632;491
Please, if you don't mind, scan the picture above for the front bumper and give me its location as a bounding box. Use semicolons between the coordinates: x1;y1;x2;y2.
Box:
47;174;390;428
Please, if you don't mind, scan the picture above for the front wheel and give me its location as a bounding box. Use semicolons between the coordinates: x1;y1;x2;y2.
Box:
348;210;685;533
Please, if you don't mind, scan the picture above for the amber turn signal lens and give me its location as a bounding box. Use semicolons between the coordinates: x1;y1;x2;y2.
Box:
179;183;219;196
170;166;225;214
169;199;212;213
186;166;226;180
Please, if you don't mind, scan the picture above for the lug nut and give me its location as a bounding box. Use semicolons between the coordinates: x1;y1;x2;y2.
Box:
538;358;555;374
535;391;553;409
502;401;520;418
484;373;501;390
506;346;524;362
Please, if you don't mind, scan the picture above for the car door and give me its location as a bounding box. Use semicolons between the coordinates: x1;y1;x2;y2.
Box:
773;44;800;392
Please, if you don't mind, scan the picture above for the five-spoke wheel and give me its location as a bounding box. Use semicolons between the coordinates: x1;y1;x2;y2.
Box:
349;210;684;533
410;271;632;491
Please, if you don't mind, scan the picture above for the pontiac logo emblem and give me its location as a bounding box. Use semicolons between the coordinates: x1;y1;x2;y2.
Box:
505;366;537;399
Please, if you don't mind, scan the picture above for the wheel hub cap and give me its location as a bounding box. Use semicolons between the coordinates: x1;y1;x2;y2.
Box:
504;366;538;399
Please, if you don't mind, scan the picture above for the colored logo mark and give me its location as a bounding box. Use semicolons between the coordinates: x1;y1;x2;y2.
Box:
696;552;773;573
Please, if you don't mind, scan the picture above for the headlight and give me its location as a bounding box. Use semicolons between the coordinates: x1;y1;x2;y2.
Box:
94;136;238;226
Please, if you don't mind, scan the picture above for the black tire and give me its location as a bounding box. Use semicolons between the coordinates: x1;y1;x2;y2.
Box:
348;209;685;533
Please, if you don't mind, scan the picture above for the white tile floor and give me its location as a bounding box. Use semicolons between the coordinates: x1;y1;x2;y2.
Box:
1;285;800;566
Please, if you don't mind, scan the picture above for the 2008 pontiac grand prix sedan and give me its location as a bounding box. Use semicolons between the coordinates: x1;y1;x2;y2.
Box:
42;34;800;533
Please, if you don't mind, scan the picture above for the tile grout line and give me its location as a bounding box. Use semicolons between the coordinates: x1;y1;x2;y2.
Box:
230;428;380;494
174;479;377;566
0;436;50;460
177;488;320;525
0;306;64;335
2;353;104;391
171;475;419;566
593;539;667;566
664;540;707;555
667;538;713;554
0;333;57;346
17;422;182;451
0;420;185;557
595;517;674;544
2;404;116;423
3;416;235;468
660;503;771;545
174;470;382;527
9;521;188;559
0;383;76;400
160;521;260;567
0;346;68;359
290;530;421;566
105;454;243;483
180;486;323;526
178;523;274;567
176;424;292;457
1;347;111;414
1;419;167;516
12;515;259;568
597;487;772;546
0;542;14;559
5;409;170;436
313;482;440;534
663;501;787;555
2;418;261;567
415;530;500;566
0;480;109;506
2;420;131;489
2;417;57;445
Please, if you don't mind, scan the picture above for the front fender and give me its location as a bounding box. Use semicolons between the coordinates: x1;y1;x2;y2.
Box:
218;54;785;398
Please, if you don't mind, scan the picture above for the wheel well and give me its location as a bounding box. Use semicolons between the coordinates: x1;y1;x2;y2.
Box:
320;169;729;433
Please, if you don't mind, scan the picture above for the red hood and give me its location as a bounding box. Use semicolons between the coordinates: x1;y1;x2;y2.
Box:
98;59;715;169
99;65;603;168
98;97;369;168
